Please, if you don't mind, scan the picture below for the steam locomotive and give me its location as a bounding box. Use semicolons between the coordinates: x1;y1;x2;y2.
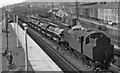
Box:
64;27;114;69
28;16;114;70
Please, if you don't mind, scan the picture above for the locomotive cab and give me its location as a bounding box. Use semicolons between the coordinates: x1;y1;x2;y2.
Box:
83;32;100;59
83;32;114;69
83;32;114;60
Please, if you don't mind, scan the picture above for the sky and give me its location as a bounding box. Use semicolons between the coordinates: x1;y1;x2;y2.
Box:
0;0;26;8
0;0;119;8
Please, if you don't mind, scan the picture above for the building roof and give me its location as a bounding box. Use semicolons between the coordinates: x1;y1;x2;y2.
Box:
48;8;59;13
56;10;68;17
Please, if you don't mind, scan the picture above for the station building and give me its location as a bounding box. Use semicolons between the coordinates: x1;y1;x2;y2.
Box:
78;2;118;24
63;2;119;25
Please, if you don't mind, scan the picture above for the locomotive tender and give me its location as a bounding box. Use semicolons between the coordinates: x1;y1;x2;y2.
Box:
28;16;114;70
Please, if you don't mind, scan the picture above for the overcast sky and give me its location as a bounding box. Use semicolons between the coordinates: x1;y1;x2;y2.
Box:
0;0;25;8
0;0;119;8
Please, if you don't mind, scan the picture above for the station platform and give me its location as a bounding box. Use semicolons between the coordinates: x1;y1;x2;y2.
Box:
10;23;62;71
1;22;32;71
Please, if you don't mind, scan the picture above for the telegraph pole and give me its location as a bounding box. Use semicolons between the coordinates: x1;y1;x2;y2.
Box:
52;2;54;12
118;1;120;29
76;0;79;21
44;3;46;13
76;0;80;25
14;14;16;34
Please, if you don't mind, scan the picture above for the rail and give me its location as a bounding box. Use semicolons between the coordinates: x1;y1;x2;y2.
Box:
18;18;80;72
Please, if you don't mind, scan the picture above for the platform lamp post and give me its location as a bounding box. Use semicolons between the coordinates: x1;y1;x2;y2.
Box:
23;23;28;71
16;16;19;48
5;11;9;51
14;14;16;34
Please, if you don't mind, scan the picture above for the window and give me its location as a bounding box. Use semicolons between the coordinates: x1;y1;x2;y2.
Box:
85;36;89;44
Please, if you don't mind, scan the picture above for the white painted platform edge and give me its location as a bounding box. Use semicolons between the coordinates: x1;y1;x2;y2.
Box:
10;23;62;71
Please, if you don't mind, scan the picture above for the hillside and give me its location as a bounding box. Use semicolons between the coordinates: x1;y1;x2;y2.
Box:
25;0;119;2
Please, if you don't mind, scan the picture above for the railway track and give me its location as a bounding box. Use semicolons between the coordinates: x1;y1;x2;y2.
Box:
29;16;120;58
30;16;120;49
27;24;117;73
28;25;117;73
27;27;79;72
18;17;119;73
4;8;117;72
19;21;80;72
